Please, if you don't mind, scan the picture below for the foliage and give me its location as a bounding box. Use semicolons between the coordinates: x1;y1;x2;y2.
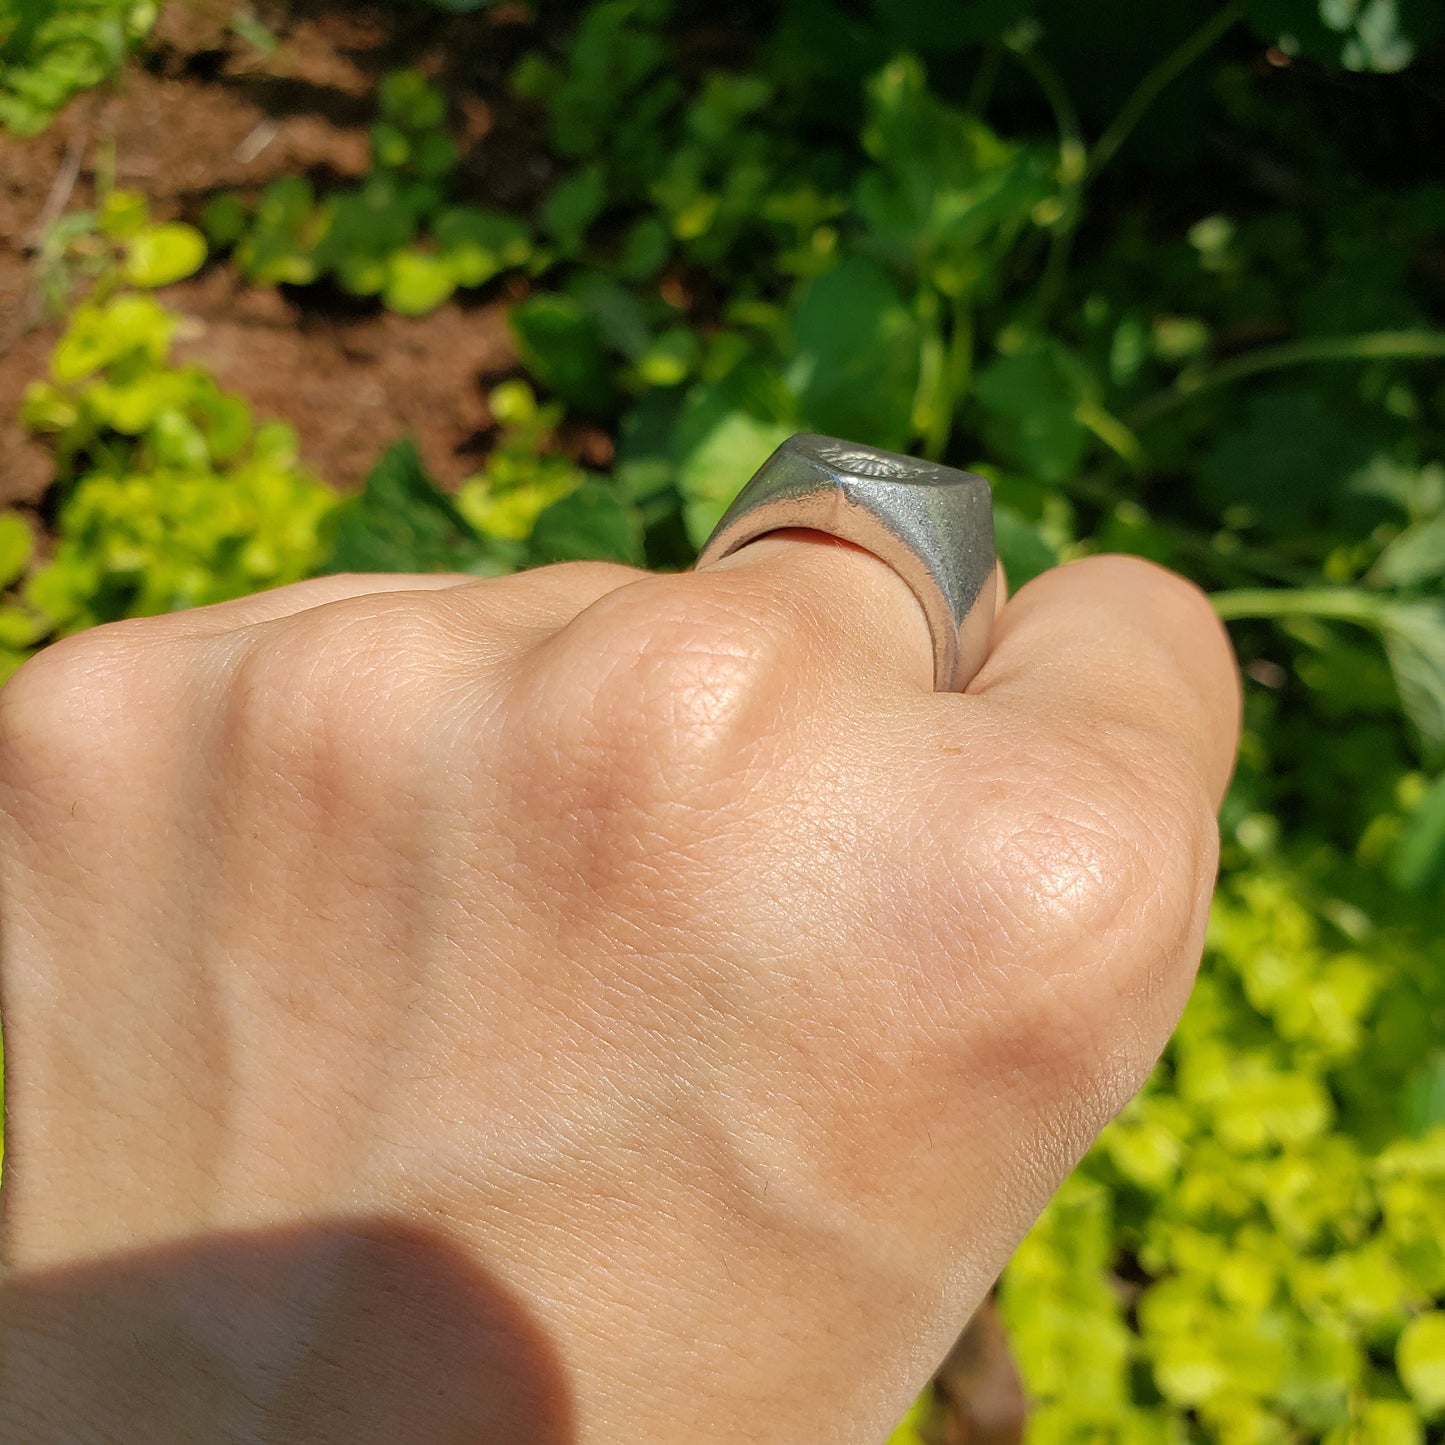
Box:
0;0;155;135
3;203;335;674
1001;858;1445;1444
204;69;534;316
321;380;644;578
3;0;1445;1441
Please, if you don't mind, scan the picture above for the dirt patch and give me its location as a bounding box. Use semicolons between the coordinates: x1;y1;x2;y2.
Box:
0;1;550;510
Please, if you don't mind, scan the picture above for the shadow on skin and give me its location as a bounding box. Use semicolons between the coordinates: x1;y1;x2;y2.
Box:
0;1215;574;1443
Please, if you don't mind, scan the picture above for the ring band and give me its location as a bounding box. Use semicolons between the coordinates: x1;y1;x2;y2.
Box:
693;434;996;693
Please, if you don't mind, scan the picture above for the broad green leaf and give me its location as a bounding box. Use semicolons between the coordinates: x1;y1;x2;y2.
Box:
676;406;793;550
200;192;250;248
637;327;700;387
786;256;919;452
378;68;446;133
1374;514;1445;589
1391;771;1445;891
434;207;532;287
992;503;1058;589
1401;1053;1445;1136
0;514;34;590
1397;1312;1445;1411
511;294;615;416
526;482;644;566
370;119;411;170
542;163;608;255
0;605;48;649
51;294;176;383
1381;600;1445;764
322;439;505;576
616;214;671;280
1196;388;1381;532
19;378;76;432
383;249;456;316
457;473;578;543
975;339;1093;484
670;365;796;550
99;188;149;240
1353;1398;1425;1445
856;55;1052;296
123;222;208;289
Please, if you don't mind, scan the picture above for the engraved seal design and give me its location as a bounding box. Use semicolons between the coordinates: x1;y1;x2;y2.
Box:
806;439;912;480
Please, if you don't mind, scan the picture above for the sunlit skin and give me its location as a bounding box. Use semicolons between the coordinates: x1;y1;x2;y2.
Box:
0;538;1238;1442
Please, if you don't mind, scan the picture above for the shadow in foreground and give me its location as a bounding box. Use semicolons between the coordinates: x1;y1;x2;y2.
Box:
0;1215;575;1443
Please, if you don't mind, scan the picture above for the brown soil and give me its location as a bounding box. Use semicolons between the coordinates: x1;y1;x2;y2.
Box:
0;0;552;509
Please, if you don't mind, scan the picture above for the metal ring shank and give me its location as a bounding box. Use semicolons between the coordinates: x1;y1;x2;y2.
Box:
694;435;997;693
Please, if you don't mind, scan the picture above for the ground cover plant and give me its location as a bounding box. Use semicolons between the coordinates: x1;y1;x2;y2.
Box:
1;0;1443;1440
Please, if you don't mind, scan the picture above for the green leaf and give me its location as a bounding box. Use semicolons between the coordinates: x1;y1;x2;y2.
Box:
677;407;793;550
1353;1398;1426;1445
1374;513;1445;590
378;69;446;133
382;248;456;316
99;189;149;240
1197;387;1385;532
786;256;920;452
51;294;176;383
201;192;250;249
1401;1053;1445;1136
616;214;671;280
322;439;505;576
856;55;1052;296
526;482;644;566
1397;1312;1445;1411
1391;771;1445;892
542;163;608;256
975;339;1093;483
433;206;532;287
123;222;208;289
1381;600;1445;764
0;513;34;590
511;294;615;417
993;504;1058;588
637;327;700;387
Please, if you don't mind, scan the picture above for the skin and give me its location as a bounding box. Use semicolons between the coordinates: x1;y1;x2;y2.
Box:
0;536;1238;1443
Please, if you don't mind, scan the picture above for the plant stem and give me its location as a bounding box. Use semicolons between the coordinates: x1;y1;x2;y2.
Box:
1003;38;1086;324
1131;330;1445;427
1211;587;1385;625
1089;1;1245;179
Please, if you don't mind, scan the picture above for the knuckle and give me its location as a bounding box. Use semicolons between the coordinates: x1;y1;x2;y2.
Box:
507;575;802;891
530;574;800;795
0;624;164;793
217;596;449;810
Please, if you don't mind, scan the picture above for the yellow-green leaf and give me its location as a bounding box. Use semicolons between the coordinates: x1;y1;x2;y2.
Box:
1398;1312;1445;1412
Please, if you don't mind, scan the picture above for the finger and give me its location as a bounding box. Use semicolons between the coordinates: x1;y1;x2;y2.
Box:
969;555;1240;805
694;528;946;696
135;573;482;639
112;562;647;643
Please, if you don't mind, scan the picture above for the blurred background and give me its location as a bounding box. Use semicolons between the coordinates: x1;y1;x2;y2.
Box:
1;0;1443;1440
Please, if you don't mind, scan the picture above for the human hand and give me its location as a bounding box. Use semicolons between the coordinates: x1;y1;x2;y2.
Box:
0;538;1237;1442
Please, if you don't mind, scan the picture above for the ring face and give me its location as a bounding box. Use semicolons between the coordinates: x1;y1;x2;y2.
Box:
693;433;996;693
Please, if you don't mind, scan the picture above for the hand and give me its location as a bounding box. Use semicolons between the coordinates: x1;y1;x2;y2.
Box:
0;539;1238;1443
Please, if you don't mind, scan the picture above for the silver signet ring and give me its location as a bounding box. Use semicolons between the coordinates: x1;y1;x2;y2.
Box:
693;434;997;693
